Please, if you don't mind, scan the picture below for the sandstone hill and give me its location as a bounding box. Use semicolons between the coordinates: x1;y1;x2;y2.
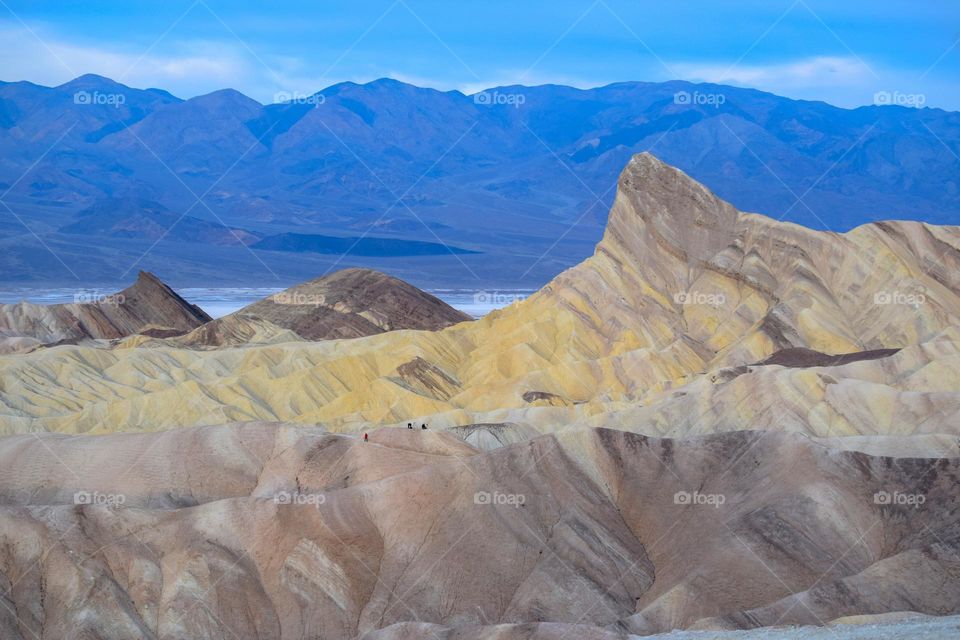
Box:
186;267;473;346
2;154;958;435
0;270;210;351
109;267;473;350
0;423;957;639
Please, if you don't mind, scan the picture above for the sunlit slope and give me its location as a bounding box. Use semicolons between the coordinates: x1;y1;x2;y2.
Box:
2;153;960;435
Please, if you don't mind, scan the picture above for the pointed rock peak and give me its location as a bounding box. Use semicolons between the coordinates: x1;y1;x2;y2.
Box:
606;152;740;263
619;152;721;203
624;150;670;173
0;271;210;343
129;270;184;299
122;271;212;323
135;270;165;287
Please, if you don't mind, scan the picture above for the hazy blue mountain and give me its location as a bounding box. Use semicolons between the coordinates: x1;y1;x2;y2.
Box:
0;75;957;287
60;197;258;246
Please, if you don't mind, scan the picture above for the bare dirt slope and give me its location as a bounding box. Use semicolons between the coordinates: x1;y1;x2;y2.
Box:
0;423;957;639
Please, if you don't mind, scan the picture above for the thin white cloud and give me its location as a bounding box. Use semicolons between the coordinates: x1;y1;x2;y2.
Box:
0;20;623;102
0;22;953;110
0;22;311;101
674;56;871;89
667;55;954;108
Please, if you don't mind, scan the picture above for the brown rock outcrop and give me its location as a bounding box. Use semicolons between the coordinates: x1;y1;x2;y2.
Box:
0;270;210;344
224;267;472;341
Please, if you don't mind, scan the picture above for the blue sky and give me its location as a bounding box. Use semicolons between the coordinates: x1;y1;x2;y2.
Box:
0;0;957;109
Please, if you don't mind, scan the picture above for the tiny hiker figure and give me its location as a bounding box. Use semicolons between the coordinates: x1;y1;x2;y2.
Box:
363;432;368;442
407;422;413;429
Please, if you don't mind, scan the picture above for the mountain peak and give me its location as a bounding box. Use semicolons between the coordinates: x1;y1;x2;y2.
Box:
135;269;165;286
58;73;127;91
0;271;210;344
185;88;263;111
52;74;182;104
605;152;740;263
228;267;471;341
323;77;460;100
365;77;407;87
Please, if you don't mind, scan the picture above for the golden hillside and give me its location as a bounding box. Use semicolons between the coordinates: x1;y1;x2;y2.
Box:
3;154;960;436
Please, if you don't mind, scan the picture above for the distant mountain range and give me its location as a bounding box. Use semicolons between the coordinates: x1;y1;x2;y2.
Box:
1;74;958;287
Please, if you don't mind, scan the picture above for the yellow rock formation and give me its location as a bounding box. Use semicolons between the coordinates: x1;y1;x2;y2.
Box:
2;154;959;436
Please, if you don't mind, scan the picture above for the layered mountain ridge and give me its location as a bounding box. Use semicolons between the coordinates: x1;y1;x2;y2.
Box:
0;270;210;351
1;153;958;436
1;153;959;639
226;267;472;340
161;267;472;348
2;75;959;285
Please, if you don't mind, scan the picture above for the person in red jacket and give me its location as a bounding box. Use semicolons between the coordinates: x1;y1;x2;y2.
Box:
363;433;368;442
